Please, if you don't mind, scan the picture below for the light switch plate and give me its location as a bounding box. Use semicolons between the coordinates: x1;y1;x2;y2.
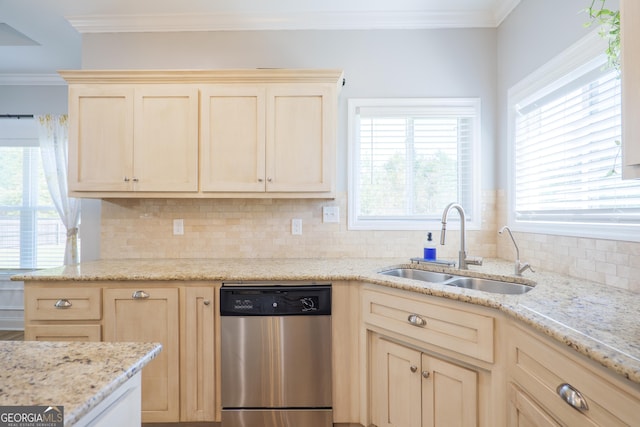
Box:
323;206;340;223
173;219;184;235
291;218;302;235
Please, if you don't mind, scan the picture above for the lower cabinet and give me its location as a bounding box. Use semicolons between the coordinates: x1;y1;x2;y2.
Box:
23;285;102;341
370;334;478;427
103;287;180;423
180;286;216;422
508;383;560;427
507;322;640;427
25;324;101;341
24;282;215;424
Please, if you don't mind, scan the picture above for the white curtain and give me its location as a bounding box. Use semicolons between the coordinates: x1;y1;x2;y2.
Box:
36;114;81;265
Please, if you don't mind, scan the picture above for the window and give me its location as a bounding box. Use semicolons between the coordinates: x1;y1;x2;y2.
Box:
508;30;640;241
0;118;69;269
348;98;481;230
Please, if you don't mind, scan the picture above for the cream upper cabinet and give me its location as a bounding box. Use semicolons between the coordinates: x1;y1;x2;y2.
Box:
265;84;335;193
67;83;199;193
132;86;199;192
622;0;640;179
62;69;343;198
201;83;336;194
200;85;266;192
68;85;134;192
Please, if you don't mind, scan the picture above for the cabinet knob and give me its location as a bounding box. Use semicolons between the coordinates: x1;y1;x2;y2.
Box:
54;299;72;309
407;313;427;327
267;177;273;182
258;178;264;182
422;370;430;379
132;177;139;182
410;365;418;373
203;300;211;306
123;177;130;182
556;383;589;412
132;290;150;299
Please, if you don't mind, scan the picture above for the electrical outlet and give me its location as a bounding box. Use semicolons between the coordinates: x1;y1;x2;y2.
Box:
291;218;302;235
173;219;184;235
322;206;340;223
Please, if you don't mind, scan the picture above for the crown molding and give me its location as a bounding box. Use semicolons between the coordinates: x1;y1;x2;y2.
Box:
493;0;521;26
0;74;66;85
67;9;510;33
58;69;345;88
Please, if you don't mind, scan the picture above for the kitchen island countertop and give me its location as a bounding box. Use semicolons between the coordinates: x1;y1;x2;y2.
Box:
0;340;161;426
12;257;640;386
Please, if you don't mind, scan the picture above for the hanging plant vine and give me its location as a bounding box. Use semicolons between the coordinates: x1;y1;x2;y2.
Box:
584;0;621;71
584;1;622;175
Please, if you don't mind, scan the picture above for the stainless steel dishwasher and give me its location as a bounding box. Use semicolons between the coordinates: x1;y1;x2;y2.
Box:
220;282;332;427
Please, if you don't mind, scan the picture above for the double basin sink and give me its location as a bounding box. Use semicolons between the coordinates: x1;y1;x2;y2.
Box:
379;268;533;295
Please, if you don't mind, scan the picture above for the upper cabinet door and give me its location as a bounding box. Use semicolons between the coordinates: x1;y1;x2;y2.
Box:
265;84;336;193
62;69;343;197
68;85;134;191
200;85;266;192
133;85;199;192
622;0;640;179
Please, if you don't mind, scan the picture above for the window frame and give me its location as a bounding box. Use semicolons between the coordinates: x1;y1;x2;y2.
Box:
507;29;640;242
347;98;482;231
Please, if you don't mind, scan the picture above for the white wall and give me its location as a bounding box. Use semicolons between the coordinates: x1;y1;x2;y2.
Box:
0;85;67;114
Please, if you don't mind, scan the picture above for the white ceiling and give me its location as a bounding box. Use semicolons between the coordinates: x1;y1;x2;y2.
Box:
0;0;520;79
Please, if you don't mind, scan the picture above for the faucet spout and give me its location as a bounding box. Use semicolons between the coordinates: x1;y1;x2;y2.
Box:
441;203;482;270
498;226;534;276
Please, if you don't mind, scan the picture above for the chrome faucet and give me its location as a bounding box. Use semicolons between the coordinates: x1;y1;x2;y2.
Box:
440;203;483;270
498;226;534;276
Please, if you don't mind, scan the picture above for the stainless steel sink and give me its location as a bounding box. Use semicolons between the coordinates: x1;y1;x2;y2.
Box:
444;277;533;294
378;268;534;294
379;268;454;283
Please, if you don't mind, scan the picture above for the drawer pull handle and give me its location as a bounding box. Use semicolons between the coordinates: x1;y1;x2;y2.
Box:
407;313;426;327
132;290;150;300
557;383;589;412
410;365;418;373
54;299;72;309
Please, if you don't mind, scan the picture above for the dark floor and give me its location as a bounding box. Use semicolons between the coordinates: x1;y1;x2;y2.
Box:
0;330;24;340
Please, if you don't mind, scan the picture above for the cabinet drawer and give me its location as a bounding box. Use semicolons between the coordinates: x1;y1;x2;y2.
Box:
25;324;101;341
25;287;102;321
509;324;640;426
362;288;494;363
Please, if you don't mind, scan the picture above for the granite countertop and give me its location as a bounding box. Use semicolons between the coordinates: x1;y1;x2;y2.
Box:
13;257;640;386
0;341;162;426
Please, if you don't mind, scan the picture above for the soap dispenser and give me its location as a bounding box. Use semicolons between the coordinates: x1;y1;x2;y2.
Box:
424;232;437;261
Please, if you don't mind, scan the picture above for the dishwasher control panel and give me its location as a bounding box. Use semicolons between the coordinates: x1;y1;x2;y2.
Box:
220;284;331;316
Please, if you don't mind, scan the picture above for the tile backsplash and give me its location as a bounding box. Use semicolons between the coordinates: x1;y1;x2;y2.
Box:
495;190;640;293
100;190;639;292
101;191;497;262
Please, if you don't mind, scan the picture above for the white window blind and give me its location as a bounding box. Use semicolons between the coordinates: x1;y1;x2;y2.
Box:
348;99;480;230
0;119;70;269
509;30;640;240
